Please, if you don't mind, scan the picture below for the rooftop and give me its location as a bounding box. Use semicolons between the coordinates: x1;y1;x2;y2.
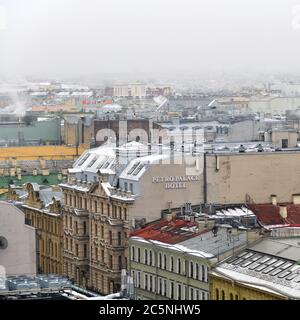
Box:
212;237;300;299
130;218;200;244
249;203;300;228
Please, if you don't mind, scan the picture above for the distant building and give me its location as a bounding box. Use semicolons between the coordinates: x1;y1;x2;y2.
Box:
113;83;146;98
264;128;298;148
0;201;36;276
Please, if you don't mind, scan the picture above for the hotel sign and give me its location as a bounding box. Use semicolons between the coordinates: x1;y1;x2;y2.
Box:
152;175;200;189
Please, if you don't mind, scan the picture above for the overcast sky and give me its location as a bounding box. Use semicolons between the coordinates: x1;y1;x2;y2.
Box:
0;0;300;77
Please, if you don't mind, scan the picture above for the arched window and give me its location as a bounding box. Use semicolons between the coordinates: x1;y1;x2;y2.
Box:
137;248;141;263
216;288;219;300
221;290;225;300
158;253;162;268
170;256;174;272
131;246;135;261
163;254;167;270
195;263;199;279
144;249;148;264
235;294;239;300
230;293;233;300
149;250;153;266
190;261;194;277
177;258;181;274
202;265;206;282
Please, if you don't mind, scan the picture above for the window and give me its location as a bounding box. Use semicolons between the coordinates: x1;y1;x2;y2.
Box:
124;182;128;191
109;255;113;269
235;294;239;300
75;244;79;256
144;249;148;264
216;288;219;300
282;139;288;149
95;223;98;236
177;258;181;274
170;256;174;272
75;221;78;234
124;208;128;221
170;282;174;299
190;287;194;300
129;183;133;194
84;244;87;258
163;254;167;270
144;274;148;290
119;207;122;219
101;225;104;238
195;263;199;280
83;222;87;235
137;248;141;263
221;290;225;300
131;246;135;261
69;216;72;228
149;275;153;291
177;284;182;300
230;293;234;300
190;261;194;278
118;256;122;270
202;265;206;282
163;280;167;296
94;201;97;213
112;205;117;218
107;204;110;216
95;247;98;261
158;278;162;295
158;253;162;268
137;272;141;288
109;231;112;245
101;249;105;262
149;250;153;266
118;232;122;246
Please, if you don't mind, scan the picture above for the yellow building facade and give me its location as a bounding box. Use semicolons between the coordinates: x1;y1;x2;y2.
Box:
8;183;64;275
210;273;285;300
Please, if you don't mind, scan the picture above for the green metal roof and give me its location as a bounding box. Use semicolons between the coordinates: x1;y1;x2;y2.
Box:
0;173;62;188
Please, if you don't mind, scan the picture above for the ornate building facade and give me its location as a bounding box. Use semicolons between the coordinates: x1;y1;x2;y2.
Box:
61;175;132;294
7;183;64;275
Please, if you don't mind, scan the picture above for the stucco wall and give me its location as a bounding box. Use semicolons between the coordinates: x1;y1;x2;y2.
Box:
206;152;300;204
0;202;36;276
130;156;203;221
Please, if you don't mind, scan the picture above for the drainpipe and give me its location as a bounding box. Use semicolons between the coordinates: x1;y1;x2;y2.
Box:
203;152;207;204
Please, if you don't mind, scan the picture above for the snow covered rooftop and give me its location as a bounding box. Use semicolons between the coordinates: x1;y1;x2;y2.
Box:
212;239;300;299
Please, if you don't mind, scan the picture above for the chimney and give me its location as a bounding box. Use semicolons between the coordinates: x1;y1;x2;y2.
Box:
271;194;277;206
279;206;287;219
292;194;300;205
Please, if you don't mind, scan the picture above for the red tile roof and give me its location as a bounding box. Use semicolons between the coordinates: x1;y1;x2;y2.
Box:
249;203;300;227
130;218;203;244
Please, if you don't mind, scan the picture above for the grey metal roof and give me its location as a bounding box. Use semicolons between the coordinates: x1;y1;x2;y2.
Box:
179;227;247;257
250;238;300;262
213;238;300;299
39;188;63;206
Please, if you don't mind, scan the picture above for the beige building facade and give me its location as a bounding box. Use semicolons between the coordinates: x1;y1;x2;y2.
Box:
0;201;36;276
205;151;300;204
